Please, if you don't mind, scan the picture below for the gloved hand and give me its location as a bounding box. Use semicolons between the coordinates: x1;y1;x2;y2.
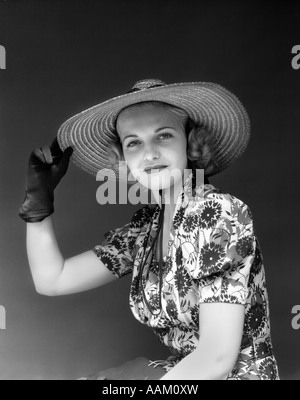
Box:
18;137;73;222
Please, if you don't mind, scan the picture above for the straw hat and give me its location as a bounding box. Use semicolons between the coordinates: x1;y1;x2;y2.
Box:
57;78;250;178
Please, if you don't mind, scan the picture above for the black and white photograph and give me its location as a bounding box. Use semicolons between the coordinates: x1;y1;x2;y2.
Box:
0;0;299;381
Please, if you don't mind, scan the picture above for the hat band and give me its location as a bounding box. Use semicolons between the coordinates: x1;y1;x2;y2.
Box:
127;83;165;94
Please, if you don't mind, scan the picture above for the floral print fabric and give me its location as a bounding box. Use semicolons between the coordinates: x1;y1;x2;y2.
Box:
93;171;279;380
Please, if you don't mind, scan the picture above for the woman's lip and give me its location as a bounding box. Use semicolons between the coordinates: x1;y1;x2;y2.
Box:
144;166;168;173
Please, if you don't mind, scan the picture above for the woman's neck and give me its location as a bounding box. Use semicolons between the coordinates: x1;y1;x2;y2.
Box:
153;180;182;224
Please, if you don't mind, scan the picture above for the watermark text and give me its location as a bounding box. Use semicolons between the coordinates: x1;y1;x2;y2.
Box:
291;305;300;330
96;163;205;205
291;45;300;70
101;383;199;396
0;305;6;330
0;45;6;69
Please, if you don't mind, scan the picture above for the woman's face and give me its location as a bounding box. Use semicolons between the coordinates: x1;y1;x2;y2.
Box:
117;104;188;192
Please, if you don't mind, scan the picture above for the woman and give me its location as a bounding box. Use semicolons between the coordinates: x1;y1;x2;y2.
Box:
19;79;279;380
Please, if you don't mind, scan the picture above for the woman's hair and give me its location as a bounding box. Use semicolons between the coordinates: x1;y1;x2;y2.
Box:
108;101;217;179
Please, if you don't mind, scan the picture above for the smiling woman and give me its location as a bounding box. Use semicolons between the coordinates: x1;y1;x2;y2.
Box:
19;78;279;380
110;101;217;183
116;103;188;206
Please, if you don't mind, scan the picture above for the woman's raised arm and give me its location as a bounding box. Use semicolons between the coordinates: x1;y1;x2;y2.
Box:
19;138;117;296
26;216;117;296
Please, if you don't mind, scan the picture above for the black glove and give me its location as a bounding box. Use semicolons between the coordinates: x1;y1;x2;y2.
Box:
18;137;73;222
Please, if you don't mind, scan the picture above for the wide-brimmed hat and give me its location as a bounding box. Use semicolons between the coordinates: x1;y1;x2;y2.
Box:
57;78;250;178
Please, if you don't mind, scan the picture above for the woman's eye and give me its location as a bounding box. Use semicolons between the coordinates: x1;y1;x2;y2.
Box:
126;133;172;148
126;140;140;148
158;133;173;140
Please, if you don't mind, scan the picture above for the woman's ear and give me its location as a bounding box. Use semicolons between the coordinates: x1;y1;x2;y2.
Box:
186;130;197;169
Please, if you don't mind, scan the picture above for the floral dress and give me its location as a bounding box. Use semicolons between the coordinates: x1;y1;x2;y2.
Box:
93;171;279;380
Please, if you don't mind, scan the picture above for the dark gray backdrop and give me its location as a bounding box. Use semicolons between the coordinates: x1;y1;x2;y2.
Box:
0;0;299;380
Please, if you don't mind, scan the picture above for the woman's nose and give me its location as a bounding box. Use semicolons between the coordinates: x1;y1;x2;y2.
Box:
143;143;160;161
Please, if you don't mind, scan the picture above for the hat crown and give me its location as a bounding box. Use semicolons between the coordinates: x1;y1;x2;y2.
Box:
128;78;166;93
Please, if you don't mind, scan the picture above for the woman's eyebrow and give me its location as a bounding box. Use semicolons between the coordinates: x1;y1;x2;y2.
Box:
123;126;176;142
156;126;176;133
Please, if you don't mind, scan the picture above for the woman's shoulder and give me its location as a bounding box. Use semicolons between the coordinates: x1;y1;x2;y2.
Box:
130;203;157;226
191;183;253;220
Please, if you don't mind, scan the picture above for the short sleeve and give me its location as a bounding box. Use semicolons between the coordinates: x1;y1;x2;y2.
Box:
191;194;256;305
93;206;152;278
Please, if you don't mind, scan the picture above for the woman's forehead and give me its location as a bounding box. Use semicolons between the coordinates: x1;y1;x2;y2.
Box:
117;103;185;134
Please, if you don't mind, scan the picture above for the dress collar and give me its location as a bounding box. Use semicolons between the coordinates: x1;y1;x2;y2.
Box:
149;169;209;223
161;168;205;209
148;171;193;228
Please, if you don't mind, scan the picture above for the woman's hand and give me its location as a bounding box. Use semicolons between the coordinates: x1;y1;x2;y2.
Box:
18;137;73;222
77;357;166;380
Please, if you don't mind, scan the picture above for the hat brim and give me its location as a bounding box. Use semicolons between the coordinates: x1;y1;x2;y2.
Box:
57;82;250;178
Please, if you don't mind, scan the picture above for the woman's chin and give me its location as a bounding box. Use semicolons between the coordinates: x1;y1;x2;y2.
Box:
138;176;181;193
130;168;184;192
